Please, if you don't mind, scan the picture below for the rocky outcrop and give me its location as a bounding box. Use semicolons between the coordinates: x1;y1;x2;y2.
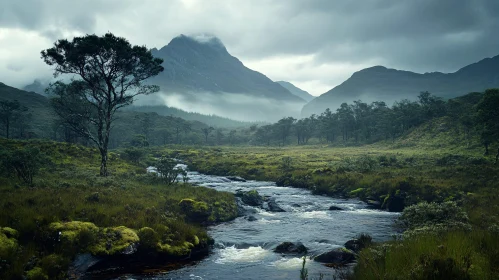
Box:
274;242;308;255
236;190;264;207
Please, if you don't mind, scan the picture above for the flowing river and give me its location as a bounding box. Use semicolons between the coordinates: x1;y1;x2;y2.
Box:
126;165;398;280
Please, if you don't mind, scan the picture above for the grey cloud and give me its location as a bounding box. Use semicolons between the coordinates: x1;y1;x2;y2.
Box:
1;0;498;92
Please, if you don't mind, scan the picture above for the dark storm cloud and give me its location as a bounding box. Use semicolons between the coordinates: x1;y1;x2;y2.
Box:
1;0;498;93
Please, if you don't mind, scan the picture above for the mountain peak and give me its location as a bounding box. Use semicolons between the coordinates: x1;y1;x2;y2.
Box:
165;34;227;53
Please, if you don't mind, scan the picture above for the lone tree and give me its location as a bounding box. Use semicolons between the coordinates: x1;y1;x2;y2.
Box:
42;33;164;176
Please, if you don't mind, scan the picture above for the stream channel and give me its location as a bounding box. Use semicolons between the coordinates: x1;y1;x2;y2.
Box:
122;164;398;280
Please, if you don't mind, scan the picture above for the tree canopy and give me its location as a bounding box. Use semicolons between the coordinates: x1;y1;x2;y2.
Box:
43;33;164;175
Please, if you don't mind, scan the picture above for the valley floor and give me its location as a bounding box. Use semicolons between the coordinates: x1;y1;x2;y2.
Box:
1;139;498;279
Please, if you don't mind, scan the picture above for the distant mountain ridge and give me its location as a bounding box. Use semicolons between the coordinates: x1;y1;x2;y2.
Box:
276;81;314;102
302;54;499;116
150;34;303;102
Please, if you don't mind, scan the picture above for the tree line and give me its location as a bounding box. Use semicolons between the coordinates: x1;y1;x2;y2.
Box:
253;90;499;161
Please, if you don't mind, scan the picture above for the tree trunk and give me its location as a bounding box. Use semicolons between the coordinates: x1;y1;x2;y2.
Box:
484;143;489;156
495;147;499;165
99;147;108;176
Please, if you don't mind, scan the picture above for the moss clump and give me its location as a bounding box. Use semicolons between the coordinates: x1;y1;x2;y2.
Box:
49;221;99;253
192;235;200;246
156;243;192;257
179;199;211;222
49;222;139;255
0;227;18;260
90;226;139;255
209;200;238;222
26;267;48;280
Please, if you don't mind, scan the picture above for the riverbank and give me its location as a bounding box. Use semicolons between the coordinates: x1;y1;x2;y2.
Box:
0;139;238;280
156;145;498;221
151;144;499;279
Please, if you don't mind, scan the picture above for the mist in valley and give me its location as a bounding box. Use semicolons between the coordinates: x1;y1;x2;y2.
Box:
135;91;304;122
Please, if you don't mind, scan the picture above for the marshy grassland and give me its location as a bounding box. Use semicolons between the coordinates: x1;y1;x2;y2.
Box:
0;138;237;280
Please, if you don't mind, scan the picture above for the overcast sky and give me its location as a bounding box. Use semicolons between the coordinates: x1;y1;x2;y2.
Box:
1;0;499;96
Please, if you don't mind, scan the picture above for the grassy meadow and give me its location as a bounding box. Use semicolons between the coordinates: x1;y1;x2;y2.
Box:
0;139;237;280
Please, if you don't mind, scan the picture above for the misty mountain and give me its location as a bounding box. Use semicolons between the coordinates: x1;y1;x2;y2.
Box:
302;54;499;116
125;105;260;128
276;81;315;102
146;34;305;122
23;79;49;95
0;82;56;138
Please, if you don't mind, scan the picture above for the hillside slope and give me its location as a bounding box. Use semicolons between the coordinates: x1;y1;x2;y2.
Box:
276;81;314;102
302;55;499;116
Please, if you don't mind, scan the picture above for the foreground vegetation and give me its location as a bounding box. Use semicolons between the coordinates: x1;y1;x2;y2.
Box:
0;139;237;280
150;130;499;279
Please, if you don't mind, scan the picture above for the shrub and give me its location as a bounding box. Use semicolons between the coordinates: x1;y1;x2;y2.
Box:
0;147;47;186
397;201;470;235
122;148;144;164
155;157;183;185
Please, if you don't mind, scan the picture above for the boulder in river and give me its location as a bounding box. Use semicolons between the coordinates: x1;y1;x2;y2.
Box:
246;216;258;222
266;198;286;212
236;190;264;207
226;176;246;182
314;248;356;265
274;242;308;255
328;205;343;211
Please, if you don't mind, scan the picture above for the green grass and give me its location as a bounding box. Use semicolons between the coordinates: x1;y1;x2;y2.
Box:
0;139;237;280
352;230;499;280
154;143;498;219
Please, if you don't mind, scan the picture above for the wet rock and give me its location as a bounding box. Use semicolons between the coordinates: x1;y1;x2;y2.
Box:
292;203;301;207
236;190;263;207
328;205;343;211
68;253;102;280
246;216;258;222
274;242;308;255
267;198;285;212
314;248;356;265
226;176;246;182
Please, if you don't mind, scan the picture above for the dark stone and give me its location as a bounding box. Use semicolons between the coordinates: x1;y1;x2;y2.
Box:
314;248;356;264
328;205;343;211
267;198;285;212
226;176;246;182
292;203;301;207
246;216;258;221
68;253;102;279
237;190;263;207
274;242;308;255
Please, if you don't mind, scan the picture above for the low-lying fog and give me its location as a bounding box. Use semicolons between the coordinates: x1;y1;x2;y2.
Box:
135;91;305;122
